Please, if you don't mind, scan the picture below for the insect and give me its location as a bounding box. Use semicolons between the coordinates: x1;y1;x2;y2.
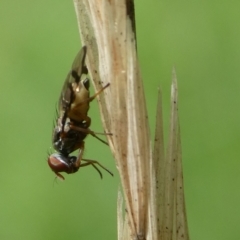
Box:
48;46;112;180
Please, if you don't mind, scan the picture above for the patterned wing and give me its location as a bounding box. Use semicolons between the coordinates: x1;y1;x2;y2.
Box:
58;46;88;114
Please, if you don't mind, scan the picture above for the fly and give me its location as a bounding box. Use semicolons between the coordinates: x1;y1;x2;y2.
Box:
48;46;112;180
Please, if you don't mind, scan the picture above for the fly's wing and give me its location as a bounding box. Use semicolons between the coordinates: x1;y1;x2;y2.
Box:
58;46;88;114
71;45;88;79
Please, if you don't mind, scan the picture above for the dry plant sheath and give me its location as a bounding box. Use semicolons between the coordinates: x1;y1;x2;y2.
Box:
73;1;189;239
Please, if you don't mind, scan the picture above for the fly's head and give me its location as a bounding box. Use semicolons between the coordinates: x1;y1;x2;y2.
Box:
48;153;79;180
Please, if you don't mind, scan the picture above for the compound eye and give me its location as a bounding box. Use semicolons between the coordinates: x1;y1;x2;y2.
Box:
82;78;90;90
48;153;70;174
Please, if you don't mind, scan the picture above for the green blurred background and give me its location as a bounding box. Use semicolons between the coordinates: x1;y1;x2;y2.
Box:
0;0;240;239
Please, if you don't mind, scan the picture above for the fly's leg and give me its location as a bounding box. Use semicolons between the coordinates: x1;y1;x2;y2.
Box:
87;83;110;102
72;142;85;169
70;123;112;146
80;116;112;136
80;159;113;178
76;83;110;106
74;141;113;178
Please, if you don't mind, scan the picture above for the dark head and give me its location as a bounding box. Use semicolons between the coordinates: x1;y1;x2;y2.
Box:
48;153;79;180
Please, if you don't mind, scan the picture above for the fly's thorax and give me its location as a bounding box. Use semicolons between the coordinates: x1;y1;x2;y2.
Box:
68;79;90;121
